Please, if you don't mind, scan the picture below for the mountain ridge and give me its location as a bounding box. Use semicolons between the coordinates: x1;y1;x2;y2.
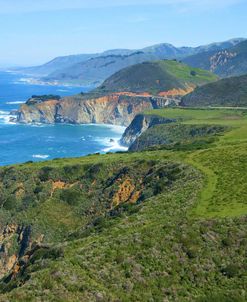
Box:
183;40;247;78
13;38;245;86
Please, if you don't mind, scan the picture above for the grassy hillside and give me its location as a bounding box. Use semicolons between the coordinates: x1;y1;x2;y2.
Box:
183;40;247;78
129;124;227;152
134;107;247;218
96;60;218;95
1;108;247;301
181;74;247;107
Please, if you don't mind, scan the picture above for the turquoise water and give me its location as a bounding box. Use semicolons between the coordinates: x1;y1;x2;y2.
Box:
0;72;126;166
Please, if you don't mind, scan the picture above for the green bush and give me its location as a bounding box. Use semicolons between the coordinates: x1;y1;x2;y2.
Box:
59;188;81;206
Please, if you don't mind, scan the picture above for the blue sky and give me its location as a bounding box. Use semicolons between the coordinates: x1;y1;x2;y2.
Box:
0;0;246;66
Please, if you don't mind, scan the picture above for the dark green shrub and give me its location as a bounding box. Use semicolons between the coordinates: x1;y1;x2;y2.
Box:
3;195;17;210
60;188;81;206
221;264;239;278
39;166;54;181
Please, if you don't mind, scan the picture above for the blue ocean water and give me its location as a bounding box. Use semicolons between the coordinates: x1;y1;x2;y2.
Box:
0;71;127;166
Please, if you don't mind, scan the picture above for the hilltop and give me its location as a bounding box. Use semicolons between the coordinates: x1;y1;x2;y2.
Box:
183;40;247;78
181;74;247;107
95;60;218;95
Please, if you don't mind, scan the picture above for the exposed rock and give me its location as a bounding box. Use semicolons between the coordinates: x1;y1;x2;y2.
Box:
16;93;180;126
209;50;237;72
120;114;176;147
112;179;141;206
0;224;33;279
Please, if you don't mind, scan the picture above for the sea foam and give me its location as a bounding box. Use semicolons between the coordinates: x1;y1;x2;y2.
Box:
6;101;25;105
102;140;128;153
0;110;16;125
32;154;50;159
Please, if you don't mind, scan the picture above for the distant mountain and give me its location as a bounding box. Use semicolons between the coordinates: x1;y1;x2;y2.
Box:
192;38;246;54
15;49;136;77
14;38;245;86
18;54;100;76
181;74;247;107
44;51;159;87
95;60;218;95
183;40;247;78
142;38;245;58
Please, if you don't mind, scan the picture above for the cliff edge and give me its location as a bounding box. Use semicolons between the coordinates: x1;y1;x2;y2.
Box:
16;94;179;126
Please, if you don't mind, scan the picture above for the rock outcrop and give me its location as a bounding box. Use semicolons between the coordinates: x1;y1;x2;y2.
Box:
0;223;49;281
0;224;32;279
120;113;176;147
16;93;179;126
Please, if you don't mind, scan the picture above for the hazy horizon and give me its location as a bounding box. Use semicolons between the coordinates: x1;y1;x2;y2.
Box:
0;0;246;66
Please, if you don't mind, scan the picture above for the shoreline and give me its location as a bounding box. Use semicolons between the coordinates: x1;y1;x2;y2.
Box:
3;70;95;88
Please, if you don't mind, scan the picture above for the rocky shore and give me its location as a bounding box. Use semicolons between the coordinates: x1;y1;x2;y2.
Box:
120;113;176;147
16;93;180;127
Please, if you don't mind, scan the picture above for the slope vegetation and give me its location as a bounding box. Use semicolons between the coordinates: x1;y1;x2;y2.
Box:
95;60;218;95
1;108;247;301
181;74;247;107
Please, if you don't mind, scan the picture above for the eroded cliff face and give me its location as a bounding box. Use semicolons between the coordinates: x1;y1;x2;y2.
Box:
120;114;176;147
16;93;180;126
0;224;32;279
0;223;48;281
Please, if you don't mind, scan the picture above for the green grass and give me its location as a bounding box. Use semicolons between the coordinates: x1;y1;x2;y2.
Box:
97;60;217;95
1;107;247;301
142;107;247;218
159;60;219;84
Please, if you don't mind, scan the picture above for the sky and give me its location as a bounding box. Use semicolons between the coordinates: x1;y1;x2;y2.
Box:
0;0;246;66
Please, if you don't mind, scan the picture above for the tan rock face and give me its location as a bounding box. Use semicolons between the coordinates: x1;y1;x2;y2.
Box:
209;50;237;72
158;87;194;97
18;99;59;124
51;180;77;196
17;93;180;126
112;178;142;207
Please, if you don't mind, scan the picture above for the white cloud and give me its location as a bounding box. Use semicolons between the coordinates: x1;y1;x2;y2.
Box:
0;0;243;14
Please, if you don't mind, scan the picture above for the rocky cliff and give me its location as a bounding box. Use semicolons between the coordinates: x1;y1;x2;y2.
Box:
16;94;179;126
120;113;176;146
0;224;32;279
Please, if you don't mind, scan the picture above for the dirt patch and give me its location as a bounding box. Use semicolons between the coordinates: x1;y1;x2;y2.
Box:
112;179;141;206
51;181;77;196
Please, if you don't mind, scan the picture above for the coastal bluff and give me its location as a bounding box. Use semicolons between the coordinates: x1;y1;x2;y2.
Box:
16;93;179;126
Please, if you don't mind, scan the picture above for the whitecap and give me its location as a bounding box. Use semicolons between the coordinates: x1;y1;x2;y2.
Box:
32;154;50;159
6;101;25;105
85;123;126;134
0;110;16;125
0;110;9;114
102;139;128;153
95;136;127;153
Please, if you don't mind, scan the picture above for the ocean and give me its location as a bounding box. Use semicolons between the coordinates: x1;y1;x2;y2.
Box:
0;71;127;166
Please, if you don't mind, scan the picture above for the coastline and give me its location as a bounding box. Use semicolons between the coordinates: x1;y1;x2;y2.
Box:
0;72;127;166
